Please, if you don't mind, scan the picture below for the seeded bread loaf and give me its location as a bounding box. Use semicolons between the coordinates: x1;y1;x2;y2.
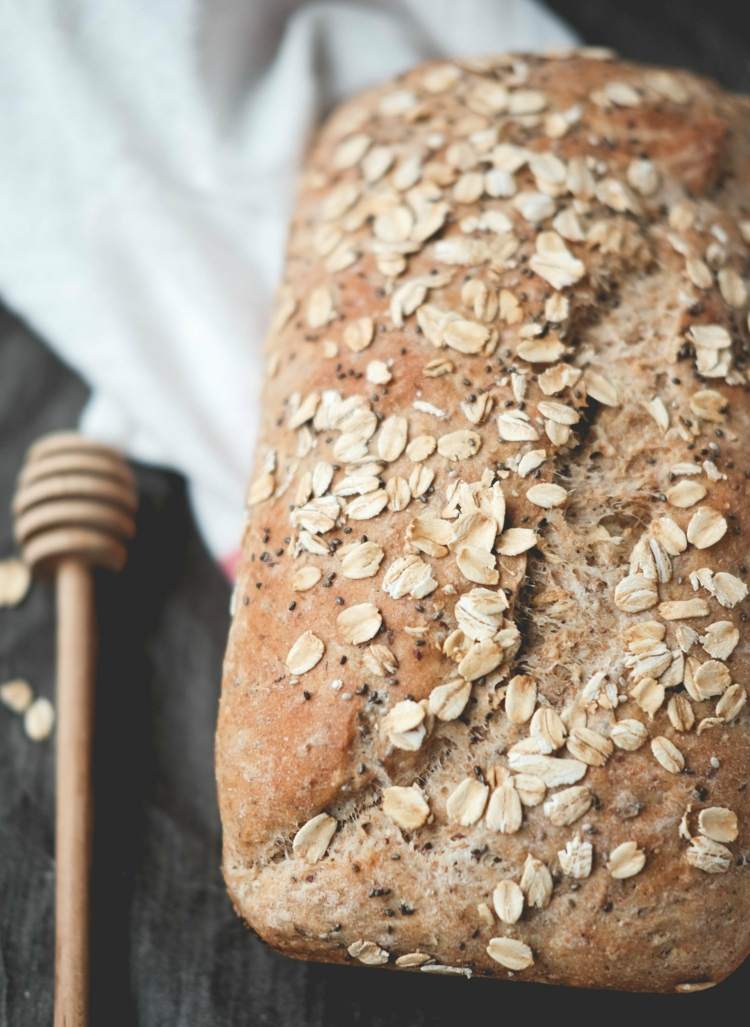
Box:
216;49;750;993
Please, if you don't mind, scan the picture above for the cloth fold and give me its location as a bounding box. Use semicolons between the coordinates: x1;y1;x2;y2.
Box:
0;0;575;564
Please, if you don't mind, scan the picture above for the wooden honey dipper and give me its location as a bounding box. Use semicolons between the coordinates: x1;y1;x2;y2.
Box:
13;432;137;1027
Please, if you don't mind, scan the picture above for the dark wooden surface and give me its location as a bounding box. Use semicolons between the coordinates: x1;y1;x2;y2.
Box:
0;4;749;1023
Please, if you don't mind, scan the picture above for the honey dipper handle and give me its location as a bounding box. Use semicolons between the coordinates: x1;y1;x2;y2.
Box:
54;558;95;1027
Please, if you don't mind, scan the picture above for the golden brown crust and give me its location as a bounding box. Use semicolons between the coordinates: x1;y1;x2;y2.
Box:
216;49;750;992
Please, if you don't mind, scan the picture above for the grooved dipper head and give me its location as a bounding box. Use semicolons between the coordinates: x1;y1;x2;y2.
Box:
13;432;137;573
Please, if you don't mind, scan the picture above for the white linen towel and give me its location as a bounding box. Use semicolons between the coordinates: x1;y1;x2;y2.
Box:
0;0;575;573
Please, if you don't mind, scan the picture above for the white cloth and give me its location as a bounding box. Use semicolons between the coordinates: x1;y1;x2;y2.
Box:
0;0;575;568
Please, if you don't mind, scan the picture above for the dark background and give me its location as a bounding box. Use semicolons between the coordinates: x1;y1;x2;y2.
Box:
1;2;749;1024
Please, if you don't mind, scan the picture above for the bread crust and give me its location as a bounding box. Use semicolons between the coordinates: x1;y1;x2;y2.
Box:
216;50;750;992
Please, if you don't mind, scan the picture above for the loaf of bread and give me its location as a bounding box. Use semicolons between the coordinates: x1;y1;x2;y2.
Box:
216;49;750;992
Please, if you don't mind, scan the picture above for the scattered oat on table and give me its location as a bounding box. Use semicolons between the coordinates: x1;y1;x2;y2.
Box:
0;558;31;607
0;679;33;714
24;697;55;742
